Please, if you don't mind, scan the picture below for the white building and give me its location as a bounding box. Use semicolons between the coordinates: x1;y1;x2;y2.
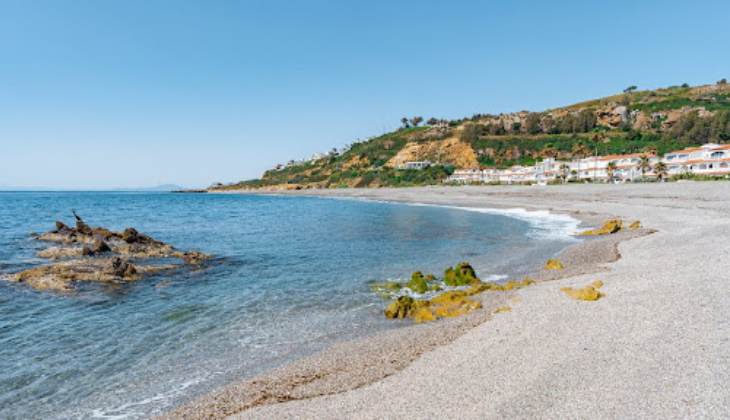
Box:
663;144;730;176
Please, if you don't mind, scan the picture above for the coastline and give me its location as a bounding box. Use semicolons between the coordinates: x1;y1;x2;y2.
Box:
157;185;655;419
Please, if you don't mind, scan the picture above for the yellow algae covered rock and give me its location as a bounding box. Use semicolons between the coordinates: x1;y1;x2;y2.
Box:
430;291;482;318
511;298;522;303
562;285;605;301
502;280;519;290
384;297;430;319
443;262;480;287
543;259;564;270
580;219;623;235
407;271;428;294
494;306;512;314
413;307;437;323
629;220;642;229
592;280;604;289
521;279;535;287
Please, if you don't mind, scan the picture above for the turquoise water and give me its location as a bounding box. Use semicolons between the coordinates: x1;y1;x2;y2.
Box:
0;192;580;419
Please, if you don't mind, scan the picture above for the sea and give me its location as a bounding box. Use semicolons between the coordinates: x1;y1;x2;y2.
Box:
0;192;581;419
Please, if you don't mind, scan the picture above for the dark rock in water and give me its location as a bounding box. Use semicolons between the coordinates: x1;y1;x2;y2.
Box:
105;257;137;278
172;250;212;265
82;240;111;256
122;228;139;244
56;221;69;231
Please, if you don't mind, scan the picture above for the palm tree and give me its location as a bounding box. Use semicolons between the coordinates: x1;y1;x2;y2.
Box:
654;161;668;182
401;118;409;128
558;164;571;183
589;132;607;180
636;156;652;180
606;161;618;182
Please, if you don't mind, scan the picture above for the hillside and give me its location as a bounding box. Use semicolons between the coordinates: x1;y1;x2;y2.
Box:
213;80;730;191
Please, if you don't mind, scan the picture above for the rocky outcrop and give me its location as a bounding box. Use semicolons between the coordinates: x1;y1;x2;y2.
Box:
385;297;431;319
443;263;480;286
6;212;212;292
407;271;428;294
172;251;212;265
381;262;537;322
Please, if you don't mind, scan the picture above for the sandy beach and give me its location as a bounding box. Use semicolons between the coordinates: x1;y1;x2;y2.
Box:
162;182;730;419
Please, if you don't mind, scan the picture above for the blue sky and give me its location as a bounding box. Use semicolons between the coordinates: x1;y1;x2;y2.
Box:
1;0;728;189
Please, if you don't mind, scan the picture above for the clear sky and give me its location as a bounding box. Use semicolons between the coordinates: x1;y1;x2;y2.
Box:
1;0;728;189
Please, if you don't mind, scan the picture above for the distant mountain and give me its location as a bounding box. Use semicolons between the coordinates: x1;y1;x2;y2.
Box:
110;184;187;192
0;184;187;192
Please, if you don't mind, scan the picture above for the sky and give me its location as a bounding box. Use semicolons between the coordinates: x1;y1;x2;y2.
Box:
1;0;729;189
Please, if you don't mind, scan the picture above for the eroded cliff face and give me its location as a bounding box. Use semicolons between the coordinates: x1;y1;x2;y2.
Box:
386;128;479;169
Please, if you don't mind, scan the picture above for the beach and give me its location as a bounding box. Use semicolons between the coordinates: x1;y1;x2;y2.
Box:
159;181;730;419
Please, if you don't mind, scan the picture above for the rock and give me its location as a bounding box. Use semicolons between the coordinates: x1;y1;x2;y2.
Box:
543;259;564;270
28;232;37;236
105;257;137;278
511;298;522;303
36;246;83;261
629;221;642;229
432;296;481;318
82;240;111;256
494;306;512;314
562;285;605;301
443;262;479;286
172;250;212;265
10;257;144;291
115;242;174;258
592;280;604;289
503;280;519;290
407;271;428;294
581;219;623;235
384;296;430;319
76;220;92;236
122;228;139;243
370;282;403;299
413;307;436;323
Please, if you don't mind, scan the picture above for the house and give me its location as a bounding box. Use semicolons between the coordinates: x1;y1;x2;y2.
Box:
402;161;432;170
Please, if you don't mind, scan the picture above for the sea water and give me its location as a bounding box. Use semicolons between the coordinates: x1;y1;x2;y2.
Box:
0;192;580;419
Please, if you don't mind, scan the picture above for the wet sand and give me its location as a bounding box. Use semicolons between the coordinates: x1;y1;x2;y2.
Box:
162;182;730;419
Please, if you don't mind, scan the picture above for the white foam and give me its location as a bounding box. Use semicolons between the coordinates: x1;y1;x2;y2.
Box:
358;199;582;242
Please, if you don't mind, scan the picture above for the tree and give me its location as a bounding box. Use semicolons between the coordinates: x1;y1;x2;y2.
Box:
525;113;542;135
718;78;727;85
589;131;608;180
606;161;618;181
410;116;424;127
654;161;668;182
643;144;658;156
401;118;410;128
636;156;652;180
681;83;690;88
576;109;597;132
624;85;638;93
460;123;480;143
426;117;438;126
558;164;571;183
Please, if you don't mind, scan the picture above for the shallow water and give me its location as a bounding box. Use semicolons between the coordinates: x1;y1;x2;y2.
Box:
0;192;580;419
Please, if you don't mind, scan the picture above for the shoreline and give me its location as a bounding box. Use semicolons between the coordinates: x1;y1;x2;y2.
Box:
158;186;650;419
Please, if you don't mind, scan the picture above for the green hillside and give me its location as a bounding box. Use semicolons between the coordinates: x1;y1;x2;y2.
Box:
213;80;730;191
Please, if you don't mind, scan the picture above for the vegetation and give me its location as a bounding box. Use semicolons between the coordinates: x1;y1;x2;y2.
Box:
213;80;730;190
